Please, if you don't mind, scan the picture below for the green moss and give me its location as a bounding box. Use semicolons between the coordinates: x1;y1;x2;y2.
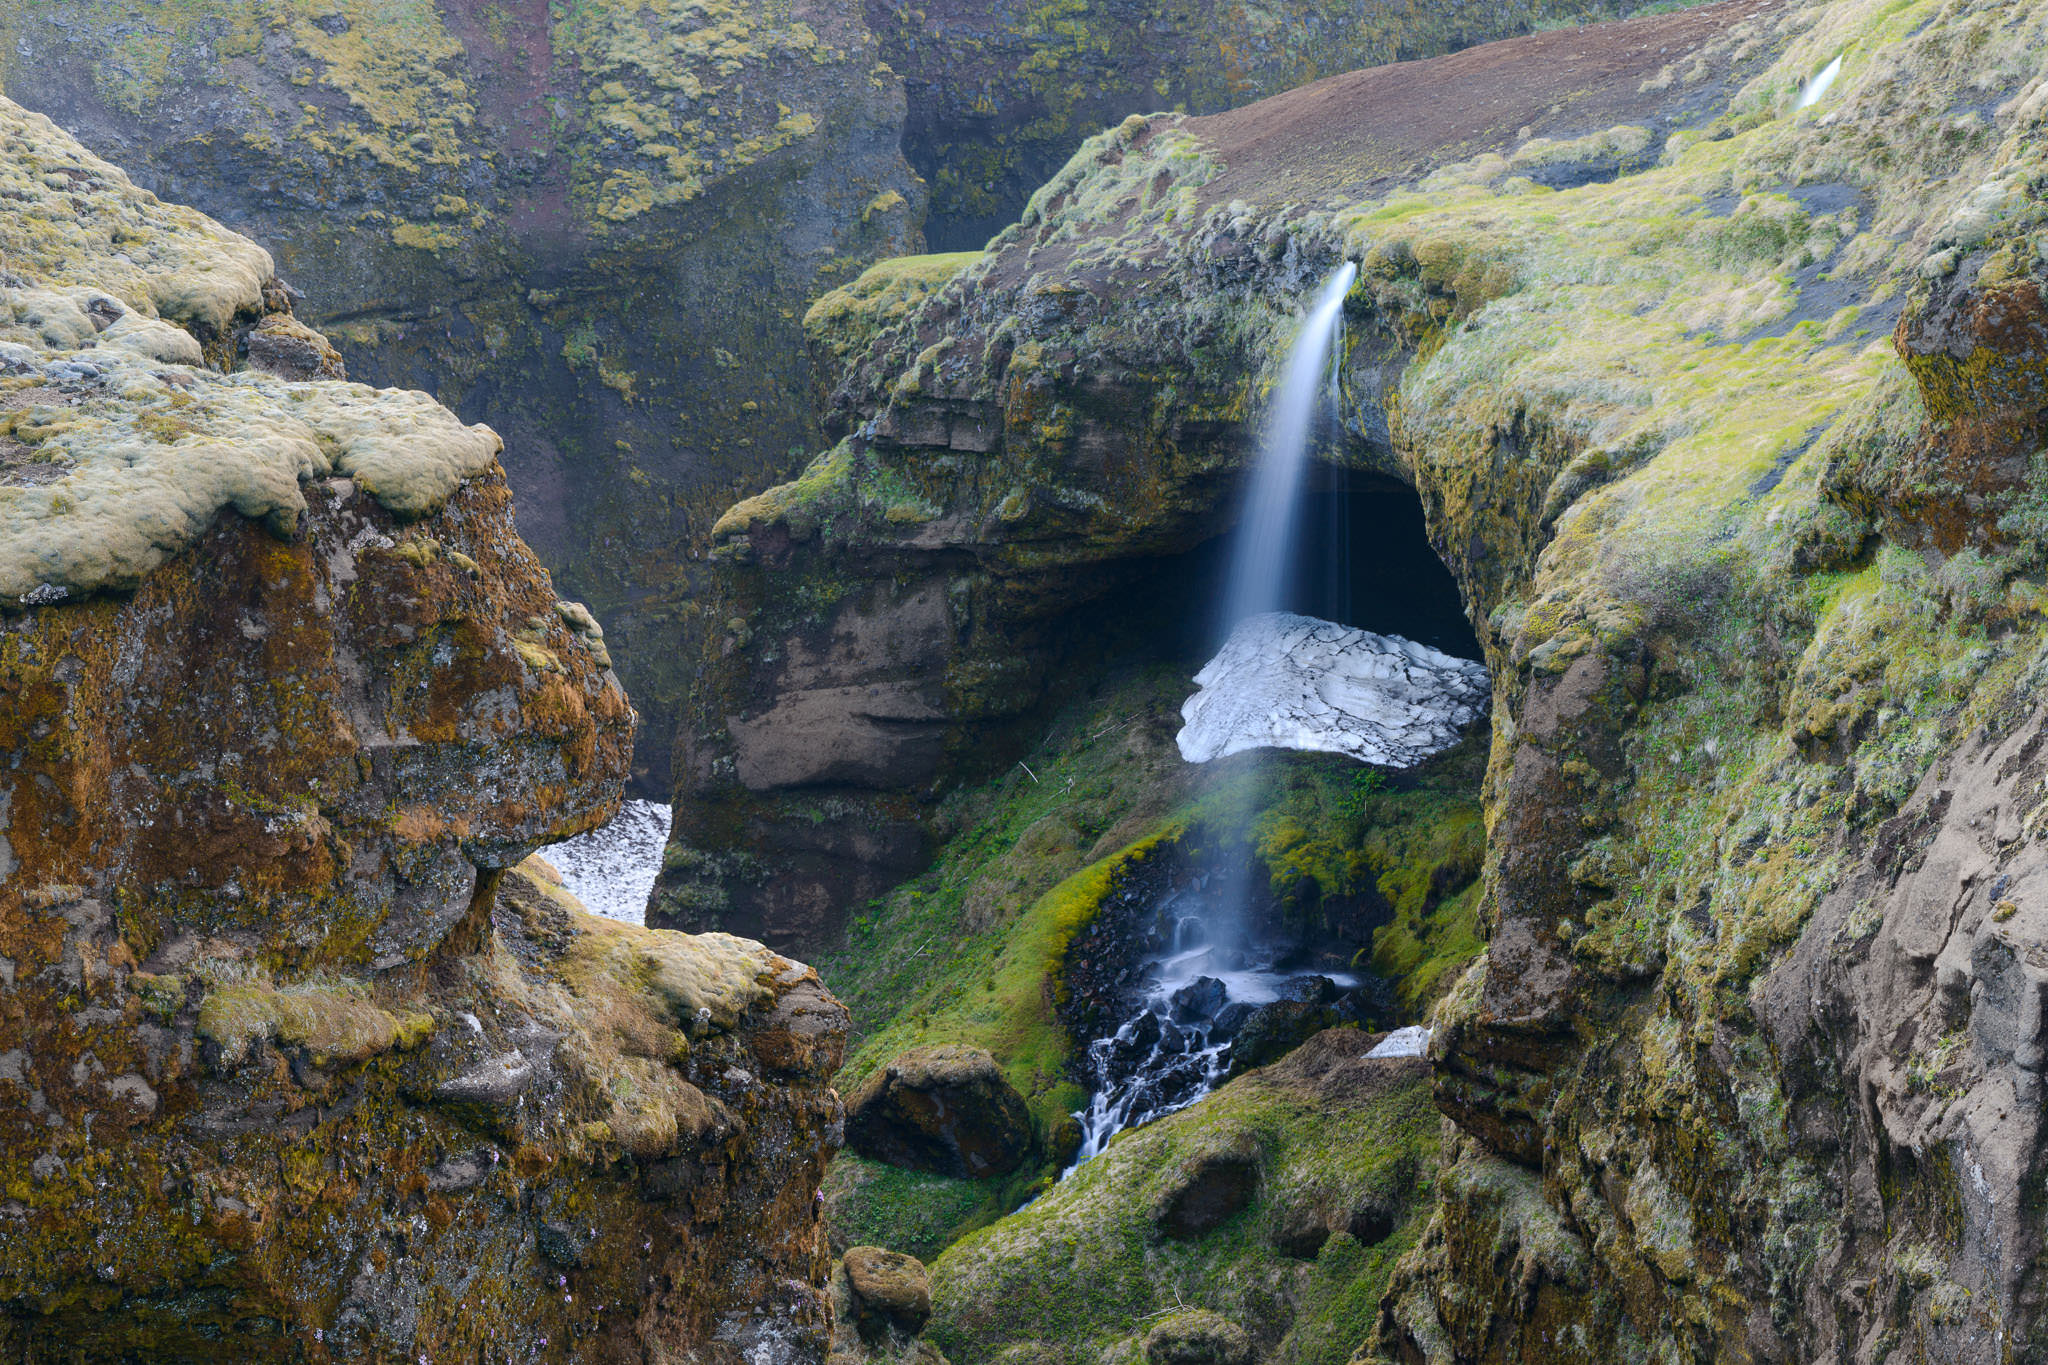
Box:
926;1035;1440;1364
195;968;435;1066
804;251;986;372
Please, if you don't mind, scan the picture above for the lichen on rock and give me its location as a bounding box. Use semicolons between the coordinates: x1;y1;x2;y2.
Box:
0;112;849;1361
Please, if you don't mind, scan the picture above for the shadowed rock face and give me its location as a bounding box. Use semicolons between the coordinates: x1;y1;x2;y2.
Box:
845;1044;1033;1178
0;104;850;1363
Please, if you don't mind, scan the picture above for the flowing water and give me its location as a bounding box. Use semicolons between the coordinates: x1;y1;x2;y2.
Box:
1066;878;1362;1168
1215;261;1358;635
1067;267;1370;1169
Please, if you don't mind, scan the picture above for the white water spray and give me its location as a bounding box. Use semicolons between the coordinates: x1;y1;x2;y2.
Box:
1794;54;1842;110
1215;262;1358;635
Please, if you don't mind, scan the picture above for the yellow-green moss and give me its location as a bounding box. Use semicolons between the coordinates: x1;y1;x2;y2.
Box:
804;252;986;370
196;969;435;1065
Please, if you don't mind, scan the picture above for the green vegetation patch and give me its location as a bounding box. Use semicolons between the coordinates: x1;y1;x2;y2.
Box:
926;1033;1440;1365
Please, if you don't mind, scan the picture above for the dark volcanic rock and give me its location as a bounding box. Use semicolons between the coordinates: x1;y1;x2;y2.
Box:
846;1045;1033;1178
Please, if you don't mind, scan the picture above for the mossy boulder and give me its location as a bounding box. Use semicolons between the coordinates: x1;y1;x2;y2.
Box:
843;1246;937;1341
1142;1311;1253;1365
847;1044;1035;1179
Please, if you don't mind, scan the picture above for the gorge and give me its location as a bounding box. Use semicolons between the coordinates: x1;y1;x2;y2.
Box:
7;0;2048;1361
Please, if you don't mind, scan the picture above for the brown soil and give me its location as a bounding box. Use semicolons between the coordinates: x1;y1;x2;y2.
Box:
1189;0;1790;207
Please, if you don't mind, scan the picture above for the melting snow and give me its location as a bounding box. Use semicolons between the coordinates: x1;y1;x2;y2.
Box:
1177;612;1488;766
542;798;671;925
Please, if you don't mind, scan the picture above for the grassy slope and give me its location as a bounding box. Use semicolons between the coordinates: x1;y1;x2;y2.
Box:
927;1034;1441;1365
816;665;1491;1264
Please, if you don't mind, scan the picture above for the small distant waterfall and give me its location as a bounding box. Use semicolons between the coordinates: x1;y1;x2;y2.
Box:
1215;262;1358;636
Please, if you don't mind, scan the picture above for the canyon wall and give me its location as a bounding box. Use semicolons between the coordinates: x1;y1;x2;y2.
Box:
0;97;847;1362
704;0;2048;1357
0;0;1616;799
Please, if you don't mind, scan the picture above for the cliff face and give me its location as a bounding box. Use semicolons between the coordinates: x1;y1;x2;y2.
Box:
0;98;848;1362
0;0;1621;800
705;0;2048;1356
0;0;926;795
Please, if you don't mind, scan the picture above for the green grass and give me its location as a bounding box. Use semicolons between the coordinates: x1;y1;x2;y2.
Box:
926;1036;1441;1364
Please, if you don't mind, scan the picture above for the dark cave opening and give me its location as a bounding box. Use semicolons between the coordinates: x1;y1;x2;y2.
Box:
1126;463;1483;669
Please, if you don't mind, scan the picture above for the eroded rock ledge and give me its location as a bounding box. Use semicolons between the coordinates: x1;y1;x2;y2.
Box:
701;0;2048;1358
0;98;847;1363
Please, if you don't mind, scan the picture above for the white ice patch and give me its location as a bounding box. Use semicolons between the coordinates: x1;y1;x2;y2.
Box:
1176;612;1489;766
542;798;671;925
1367;1025;1431;1059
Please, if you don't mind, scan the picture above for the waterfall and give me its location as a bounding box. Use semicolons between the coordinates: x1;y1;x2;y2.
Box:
1215;262;1358;636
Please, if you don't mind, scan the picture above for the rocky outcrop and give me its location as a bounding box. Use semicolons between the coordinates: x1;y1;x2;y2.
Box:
845;1044;1033;1178
714;0;2048;1357
678;0;1778;949
0;101;848;1362
0;0;1618;803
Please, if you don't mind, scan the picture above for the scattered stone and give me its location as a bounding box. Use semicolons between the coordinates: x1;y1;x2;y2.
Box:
845;1044;1033;1178
1141;1309;1253;1365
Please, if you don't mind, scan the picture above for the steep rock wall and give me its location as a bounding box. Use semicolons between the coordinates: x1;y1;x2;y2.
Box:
680;0;1776;950
0;0;927;795
0;0;1622;802
0;98;849;1363
708;0;2048;1357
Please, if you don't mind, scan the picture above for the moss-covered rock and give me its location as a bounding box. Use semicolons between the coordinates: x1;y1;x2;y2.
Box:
0;123;848;1361
713;0;2048;1356
925;1030;1438;1364
846;1044;1035;1178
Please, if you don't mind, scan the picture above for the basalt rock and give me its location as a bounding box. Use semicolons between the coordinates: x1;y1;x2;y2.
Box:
725;0;2048;1358
0;108;849;1363
844;1044;1033;1178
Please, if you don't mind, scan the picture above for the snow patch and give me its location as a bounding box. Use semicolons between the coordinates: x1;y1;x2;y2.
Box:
1367;1025;1431;1059
1176;612;1488;766
542;799;671;925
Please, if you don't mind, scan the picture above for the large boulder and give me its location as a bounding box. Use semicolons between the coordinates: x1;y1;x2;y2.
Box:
1142;1310;1254;1365
0;103;849;1363
845;1045;1033;1178
843;1246;936;1341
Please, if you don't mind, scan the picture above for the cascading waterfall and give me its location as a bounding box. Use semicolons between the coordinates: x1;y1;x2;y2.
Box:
1215;262;1358;633
1064;265;1367;1172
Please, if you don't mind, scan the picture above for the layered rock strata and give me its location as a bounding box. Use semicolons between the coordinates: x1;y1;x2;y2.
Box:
0;99;847;1363
710;0;2048;1356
